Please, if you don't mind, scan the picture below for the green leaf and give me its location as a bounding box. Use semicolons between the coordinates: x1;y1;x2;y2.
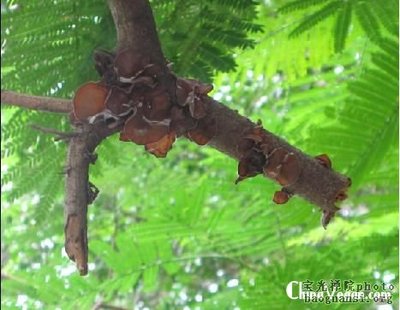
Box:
355;1;381;42
333;1;352;53
289;1;341;37
278;0;330;14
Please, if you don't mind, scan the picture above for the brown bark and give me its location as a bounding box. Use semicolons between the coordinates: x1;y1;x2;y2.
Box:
1;90;72;113
107;0;165;63
64;122;123;275
206;99;349;209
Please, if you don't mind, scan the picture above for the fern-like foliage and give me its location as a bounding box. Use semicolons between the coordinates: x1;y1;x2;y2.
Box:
307;37;399;187
277;0;330;13
289;1;341;38
239;230;398;309
278;0;399;52
333;0;352;53
153;0;262;81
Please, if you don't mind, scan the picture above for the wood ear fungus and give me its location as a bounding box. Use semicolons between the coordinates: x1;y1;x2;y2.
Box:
188;98;207;120
145;131;176;158
315;154;332;169
235;150;266;184
277;152;300;186
263;148;300;186
186;117;217;146
105;87;133;116
175;78;213;108
120;114;169;145
73;82;108;121
93;49;115;81
273;189;291;204
143;87;172;121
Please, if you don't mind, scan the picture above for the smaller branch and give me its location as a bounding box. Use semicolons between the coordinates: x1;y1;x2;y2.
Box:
64;121;123;275
30;124;78;141
1;90;72;114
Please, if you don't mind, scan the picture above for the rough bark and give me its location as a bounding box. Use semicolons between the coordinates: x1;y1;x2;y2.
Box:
206;99;349;209
64;122;122;275
1;91;71;113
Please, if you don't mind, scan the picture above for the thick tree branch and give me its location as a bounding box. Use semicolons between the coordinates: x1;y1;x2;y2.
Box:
107;0;165;64
107;0;350;215
206;99;349;209
1;90;71;113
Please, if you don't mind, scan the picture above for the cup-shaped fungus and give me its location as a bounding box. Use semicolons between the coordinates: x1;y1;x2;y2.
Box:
145;131;176;158
186;117;217;146
263;148;288;179
195;81;213;96
315;154;332;169
189;98;208;120
105;87;134;117
275;152;300;186
236;150;266;183
273;190;290;204
120;113;169;145
263;148;300;186
176;78;213;107
185;78;213;97
143;87;172;121
176;79;191;106
73;82;108;121
93;50;115;78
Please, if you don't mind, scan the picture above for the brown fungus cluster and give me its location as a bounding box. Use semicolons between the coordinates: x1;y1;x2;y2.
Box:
236;127;351;218
235;130;351;207
273;188;293;204
72;48;215;157
236;126;301;191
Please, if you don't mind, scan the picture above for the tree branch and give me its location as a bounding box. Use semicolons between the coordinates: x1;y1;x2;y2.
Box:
1;90;72;113
107;0;165;64
206;99;350;209
106;0;351;218
64;122;123;275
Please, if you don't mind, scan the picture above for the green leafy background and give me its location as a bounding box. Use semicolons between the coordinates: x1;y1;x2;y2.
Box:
1;0;398;309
